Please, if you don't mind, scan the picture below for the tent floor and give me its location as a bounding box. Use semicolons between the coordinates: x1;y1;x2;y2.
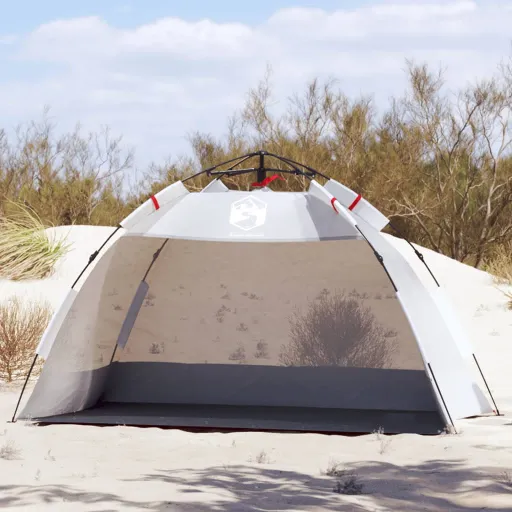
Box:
33;402;445;434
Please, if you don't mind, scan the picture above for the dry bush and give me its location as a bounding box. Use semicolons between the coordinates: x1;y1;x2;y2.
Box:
251;450;271;464
2;60;512;270
0;111;133;226
180;62;512;268
323;459;345;477
0;440;21;460
485;242;512;310
279;291;394;368
485;242;512;285
333;473;364;495
0;297;52;382
0;202;69;280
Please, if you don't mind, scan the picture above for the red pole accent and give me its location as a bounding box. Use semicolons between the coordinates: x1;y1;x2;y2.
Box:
348;193;362;211
251;174;285;188
330;197;338;213
150;195;160;210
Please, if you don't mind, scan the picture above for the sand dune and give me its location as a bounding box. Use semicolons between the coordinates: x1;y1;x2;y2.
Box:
0;225;511;511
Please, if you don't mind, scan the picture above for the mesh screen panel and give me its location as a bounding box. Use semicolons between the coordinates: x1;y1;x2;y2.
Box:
118;238;423;370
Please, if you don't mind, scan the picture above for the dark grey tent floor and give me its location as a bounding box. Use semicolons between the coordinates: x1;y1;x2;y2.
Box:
33;402;445;434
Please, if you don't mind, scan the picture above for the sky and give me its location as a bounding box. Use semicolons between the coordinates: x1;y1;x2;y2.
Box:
0;0;511;168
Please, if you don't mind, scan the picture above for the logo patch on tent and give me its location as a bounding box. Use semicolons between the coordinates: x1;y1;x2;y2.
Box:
229;196;267;231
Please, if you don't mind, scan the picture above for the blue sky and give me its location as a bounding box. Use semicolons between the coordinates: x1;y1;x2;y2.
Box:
0;1;510;168
0;1;365;32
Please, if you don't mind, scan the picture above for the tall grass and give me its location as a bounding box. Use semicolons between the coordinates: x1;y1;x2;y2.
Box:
0;203;70;281
485;242;512;310
485;242;512;286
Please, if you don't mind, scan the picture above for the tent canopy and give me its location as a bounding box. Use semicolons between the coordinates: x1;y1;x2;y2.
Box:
14;151;498;434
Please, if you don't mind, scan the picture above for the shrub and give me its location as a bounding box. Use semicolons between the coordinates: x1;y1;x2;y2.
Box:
228;344;246;363
485;242;512;285
0;297;52;382
254;340;269;359
0;440;21;460
333;474;364;495
253;450;271;464
323;459;345;477
279;291;394;368
0;202;69;280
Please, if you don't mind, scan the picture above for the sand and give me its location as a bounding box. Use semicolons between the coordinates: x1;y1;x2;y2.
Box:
0;225;511;511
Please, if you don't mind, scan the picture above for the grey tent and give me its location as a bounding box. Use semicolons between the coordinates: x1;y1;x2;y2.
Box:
13;152;499;434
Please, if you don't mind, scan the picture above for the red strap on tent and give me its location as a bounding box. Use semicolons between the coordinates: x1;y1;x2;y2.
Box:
150;195;160;210
330;197;338;213
348;193;362;211
251;174;284;188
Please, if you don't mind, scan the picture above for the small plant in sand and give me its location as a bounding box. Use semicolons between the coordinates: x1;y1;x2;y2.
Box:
373;426;392;454
254;340;269;359
333;473;364;495
0;297;52;382
44;449;56;462
236;322;248;332
228;344;246;363
0;202;70;280
216;304;231;323
323;459;345;477
0;440;22;460
149;343;164;355
324;460;364;494
251;450;271;464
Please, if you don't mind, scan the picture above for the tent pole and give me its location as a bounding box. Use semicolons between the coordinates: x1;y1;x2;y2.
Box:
472;354;500;415
427;362;456;432
256;151;266;184
355;226;398;292
109;346;118;365
72;225;121;288
10;354;38;422
388;222;440;287
108;239;169;365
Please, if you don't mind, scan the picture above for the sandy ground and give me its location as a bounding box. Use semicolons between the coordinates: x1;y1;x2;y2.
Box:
0;226;511;511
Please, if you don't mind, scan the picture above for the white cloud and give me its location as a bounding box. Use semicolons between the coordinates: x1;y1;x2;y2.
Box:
1;1;511;166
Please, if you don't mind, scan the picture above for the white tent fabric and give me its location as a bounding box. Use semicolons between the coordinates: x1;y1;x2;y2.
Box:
16;173;496;434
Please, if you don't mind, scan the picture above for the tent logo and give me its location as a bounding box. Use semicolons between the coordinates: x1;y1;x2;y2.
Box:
229;196;267;231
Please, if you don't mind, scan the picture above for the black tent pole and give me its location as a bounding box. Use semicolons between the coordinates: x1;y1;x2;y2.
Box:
256;151;266;184
10;354;38;422
472;354;500;415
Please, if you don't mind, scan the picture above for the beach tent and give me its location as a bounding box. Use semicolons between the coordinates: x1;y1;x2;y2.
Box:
13;152;499;434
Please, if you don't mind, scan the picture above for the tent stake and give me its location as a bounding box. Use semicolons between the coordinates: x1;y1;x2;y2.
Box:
10;354;38;422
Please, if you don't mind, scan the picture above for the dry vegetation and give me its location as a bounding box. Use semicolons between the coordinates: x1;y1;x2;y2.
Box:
0;297;52;382
1;60;512;273
0;202;69;280
280;291;394;368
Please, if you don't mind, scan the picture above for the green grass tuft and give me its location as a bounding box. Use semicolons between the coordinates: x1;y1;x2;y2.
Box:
0;202;70;281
